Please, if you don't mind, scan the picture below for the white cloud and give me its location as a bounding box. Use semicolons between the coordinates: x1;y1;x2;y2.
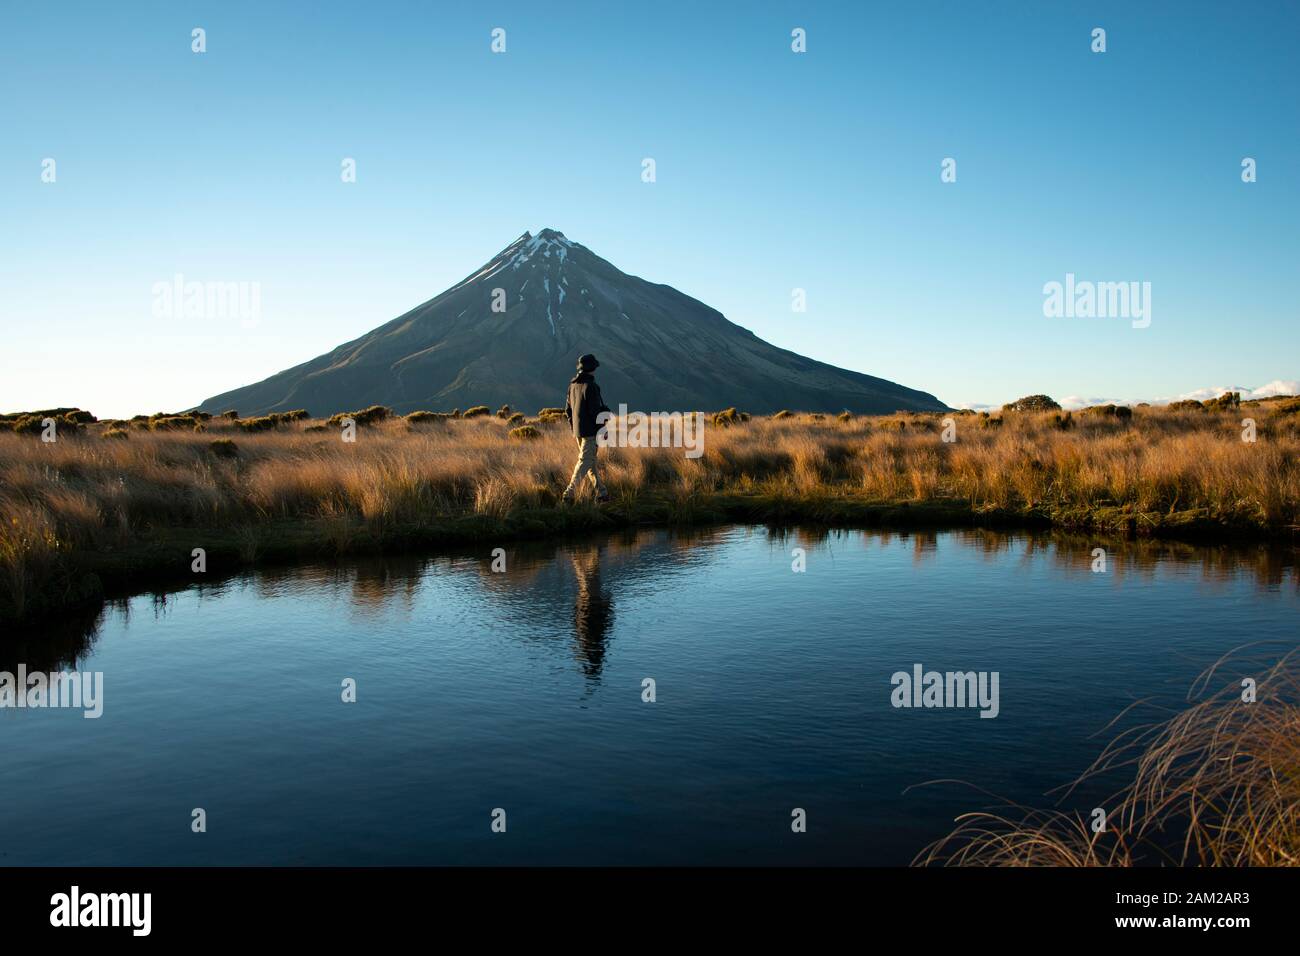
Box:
1059;395;1128;410
1153;380;1299;405
1243;379;1300;399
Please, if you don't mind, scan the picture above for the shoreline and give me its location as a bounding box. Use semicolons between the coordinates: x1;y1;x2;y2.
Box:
9;492;1296;628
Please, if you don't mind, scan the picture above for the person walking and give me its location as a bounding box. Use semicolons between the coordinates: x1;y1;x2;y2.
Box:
562;353;611;504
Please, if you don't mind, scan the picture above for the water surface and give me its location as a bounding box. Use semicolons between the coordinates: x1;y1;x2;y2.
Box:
2;526;1295;865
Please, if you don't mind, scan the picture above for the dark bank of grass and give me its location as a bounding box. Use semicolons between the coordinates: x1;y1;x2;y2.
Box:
2;398;1297;623
15;495;990;622
7;489;1291;627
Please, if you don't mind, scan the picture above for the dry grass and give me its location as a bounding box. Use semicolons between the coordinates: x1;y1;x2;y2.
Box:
915;648;1300;867
1;400;1297;621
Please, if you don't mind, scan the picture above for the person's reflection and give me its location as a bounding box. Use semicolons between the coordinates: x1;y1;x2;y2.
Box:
569;544;613;681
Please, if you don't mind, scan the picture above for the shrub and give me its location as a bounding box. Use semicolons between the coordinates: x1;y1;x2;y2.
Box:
878;418;906;431
351;405;390;425
496;404;512;419
1003;394;1061;412
1167;399;1205;412
1086;404;1133;419
509;425;541;440
236;416;279;433
537;407;567;417
773;410;793;419
148;415;199;431
102;427;130;440
713;407;745;427
1205;392;1241;411
505;412;525;426
326;405;391;428
208;438;239;458
405;411;445;425
1051;411;1073;430
463;406;491;418
978;413;1003;429
537;411;568;425
837;410;853;422
221;409;239;420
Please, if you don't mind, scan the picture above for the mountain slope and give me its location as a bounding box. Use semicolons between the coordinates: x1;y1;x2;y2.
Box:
197;229;946;417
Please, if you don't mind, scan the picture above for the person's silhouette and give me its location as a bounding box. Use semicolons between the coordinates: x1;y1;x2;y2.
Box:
562;353;611;504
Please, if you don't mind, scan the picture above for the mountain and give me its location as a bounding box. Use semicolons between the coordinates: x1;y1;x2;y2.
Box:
196;229;946;417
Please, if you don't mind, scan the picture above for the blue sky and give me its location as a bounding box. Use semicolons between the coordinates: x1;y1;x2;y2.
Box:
2;1;1296;417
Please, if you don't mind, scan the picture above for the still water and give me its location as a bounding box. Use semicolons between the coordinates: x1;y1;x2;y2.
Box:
1;526;1296;865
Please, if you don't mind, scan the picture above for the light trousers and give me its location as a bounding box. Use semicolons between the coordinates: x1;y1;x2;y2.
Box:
564;437;607;500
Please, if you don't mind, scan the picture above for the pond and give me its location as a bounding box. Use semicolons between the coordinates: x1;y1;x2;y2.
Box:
1;526;1295;865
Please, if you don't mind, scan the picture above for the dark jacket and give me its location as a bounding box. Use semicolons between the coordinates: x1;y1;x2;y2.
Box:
565;372;610;439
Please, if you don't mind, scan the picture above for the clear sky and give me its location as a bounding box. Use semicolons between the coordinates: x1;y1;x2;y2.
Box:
2;1;1296;418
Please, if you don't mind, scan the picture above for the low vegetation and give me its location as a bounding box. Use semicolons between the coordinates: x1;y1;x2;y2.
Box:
916;649;1300;866
1;395;1296;621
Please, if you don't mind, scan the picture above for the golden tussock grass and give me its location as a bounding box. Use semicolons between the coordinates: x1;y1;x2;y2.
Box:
914;647;1300;867
0;401;1296;620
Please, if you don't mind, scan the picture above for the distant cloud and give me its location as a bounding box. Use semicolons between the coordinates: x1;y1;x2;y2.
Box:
1059;396;1127;410
1153;380;1299;405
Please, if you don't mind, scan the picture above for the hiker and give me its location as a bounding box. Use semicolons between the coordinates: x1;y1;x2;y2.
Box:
562;353;611;504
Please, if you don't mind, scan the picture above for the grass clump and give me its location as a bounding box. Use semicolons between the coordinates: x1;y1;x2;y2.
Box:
236;416;279;433
326;405;392;428
405;410;452;425
916;650;1300;867
1084;404;1133;420
208;438;239;459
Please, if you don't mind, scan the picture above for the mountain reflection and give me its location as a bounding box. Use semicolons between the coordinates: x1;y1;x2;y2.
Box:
3;527;1295;675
